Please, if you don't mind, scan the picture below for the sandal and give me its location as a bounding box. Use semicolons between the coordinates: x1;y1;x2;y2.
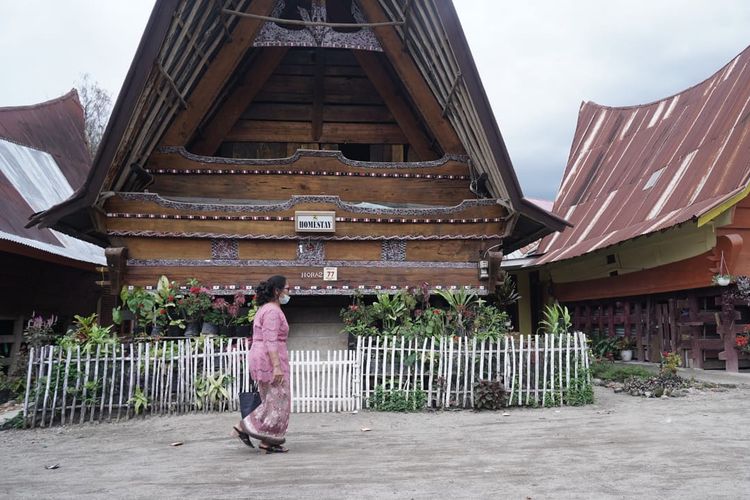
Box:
259;444;289;454
233;426;255;448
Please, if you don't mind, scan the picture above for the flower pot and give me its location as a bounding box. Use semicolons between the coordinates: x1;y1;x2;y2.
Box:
620;349;633;362
717;276;731;286
201;322;218;336
185;321;201;337
151;324;163;337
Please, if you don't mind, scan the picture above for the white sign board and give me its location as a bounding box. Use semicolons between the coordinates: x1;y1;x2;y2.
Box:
323;267;338;281
295;211;336;233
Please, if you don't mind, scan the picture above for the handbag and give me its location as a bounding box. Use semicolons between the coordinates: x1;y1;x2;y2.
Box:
239;383;262;418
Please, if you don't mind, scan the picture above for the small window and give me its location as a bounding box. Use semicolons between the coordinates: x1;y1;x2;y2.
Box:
609;270;619;277
606;254;617;265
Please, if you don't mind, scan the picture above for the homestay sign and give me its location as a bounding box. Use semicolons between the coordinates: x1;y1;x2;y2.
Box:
294;211;336;233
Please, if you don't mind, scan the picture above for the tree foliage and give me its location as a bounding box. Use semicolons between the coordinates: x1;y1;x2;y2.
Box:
75;73;112;159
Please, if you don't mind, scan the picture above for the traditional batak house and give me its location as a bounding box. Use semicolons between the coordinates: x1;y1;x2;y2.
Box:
532;45;750;371
28;0;566;350
0;91;105;371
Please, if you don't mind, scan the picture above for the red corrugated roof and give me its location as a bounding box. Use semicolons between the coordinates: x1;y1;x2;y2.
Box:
537;44;750;264
0;90;90;189
0;92;104;265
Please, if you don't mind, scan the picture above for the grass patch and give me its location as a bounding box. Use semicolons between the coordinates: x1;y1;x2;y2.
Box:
591;361;653;383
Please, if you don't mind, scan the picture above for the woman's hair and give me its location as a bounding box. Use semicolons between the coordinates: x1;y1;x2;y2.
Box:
255;275;287;306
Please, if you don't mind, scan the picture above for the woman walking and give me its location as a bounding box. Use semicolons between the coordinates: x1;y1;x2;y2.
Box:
237;275;291;453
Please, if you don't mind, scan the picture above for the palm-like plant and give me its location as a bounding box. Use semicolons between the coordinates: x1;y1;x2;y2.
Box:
538;303;572;335
370;293;407;332
436;289;483;336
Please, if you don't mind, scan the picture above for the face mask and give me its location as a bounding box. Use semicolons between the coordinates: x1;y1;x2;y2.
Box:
279;294;290;305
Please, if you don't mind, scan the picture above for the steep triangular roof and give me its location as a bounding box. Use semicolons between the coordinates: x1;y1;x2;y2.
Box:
537;44;750;265
29;0;567;250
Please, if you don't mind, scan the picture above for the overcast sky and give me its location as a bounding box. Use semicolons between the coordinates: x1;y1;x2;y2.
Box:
1;1;749;201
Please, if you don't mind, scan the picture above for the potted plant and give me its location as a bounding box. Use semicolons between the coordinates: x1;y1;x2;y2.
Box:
616;336;636;361
178;279;212;337
114;286;156;336
153;276;185;336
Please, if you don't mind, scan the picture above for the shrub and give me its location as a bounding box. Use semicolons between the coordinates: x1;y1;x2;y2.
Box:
370;385;426;412
591;361;652;382
473;379;507;410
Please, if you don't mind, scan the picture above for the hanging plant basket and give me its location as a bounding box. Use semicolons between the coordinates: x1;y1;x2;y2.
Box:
713;274;732;287
713;251;732;287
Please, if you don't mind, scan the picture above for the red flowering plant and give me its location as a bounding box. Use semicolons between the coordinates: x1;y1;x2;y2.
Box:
178;279;213;324
205;292;248;329
340;293;378;336
735;326;750;354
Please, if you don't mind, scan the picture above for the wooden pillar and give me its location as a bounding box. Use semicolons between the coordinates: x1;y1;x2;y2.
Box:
607;304;615;337
720;291;740;372
623;301;631;338
635;302;644;361
515;271;533;335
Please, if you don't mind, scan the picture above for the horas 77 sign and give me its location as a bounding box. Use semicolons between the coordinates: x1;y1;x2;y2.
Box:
294;211;336;233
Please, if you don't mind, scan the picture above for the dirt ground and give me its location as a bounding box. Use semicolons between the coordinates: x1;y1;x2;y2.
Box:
1;385;749;500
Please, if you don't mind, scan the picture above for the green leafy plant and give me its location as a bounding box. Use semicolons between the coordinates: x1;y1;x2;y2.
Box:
472;303;511;341
494;272;521;306
58;314;117;353
370;385;426;412
436;289;483;336
194;372;233;409
590;335;619;360
660;351;681;375
370;293;408;332
590;361;652;382
538;303;572;335
473;379;507;410
115;286;157;332
128;387;149;415
615;336;636;350
564;364;594;406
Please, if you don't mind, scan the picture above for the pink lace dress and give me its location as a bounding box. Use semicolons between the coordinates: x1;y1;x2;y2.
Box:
243;303;291;443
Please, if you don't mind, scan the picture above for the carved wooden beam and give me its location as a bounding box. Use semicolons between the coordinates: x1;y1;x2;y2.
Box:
357;2;464;154
353;50;438;160
161;0;277;147
105;247;128;296
311;48;326;142
190;46;288;155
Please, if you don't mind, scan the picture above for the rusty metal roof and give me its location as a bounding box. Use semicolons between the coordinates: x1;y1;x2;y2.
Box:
537;44;750;265
0;93;104;265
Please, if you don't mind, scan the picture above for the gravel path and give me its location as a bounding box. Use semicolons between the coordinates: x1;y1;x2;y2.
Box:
1;385;749;499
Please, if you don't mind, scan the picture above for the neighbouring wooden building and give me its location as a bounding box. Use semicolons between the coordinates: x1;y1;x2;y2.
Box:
528;45;750;371
28;0;566;349
0;91;105;371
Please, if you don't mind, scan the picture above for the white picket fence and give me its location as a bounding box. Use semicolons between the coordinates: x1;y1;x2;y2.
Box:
22;333;589;427
358;332;590;408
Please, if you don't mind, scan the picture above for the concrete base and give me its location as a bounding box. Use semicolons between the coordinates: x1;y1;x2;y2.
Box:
283;297;349;352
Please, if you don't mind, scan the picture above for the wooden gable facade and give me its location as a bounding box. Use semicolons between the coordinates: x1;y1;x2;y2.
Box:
28;1;566;329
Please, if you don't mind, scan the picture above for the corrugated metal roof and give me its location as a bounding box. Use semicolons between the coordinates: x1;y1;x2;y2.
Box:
0;90;91;190
537;44;750;265
0;92;105;266
0;139;105;265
